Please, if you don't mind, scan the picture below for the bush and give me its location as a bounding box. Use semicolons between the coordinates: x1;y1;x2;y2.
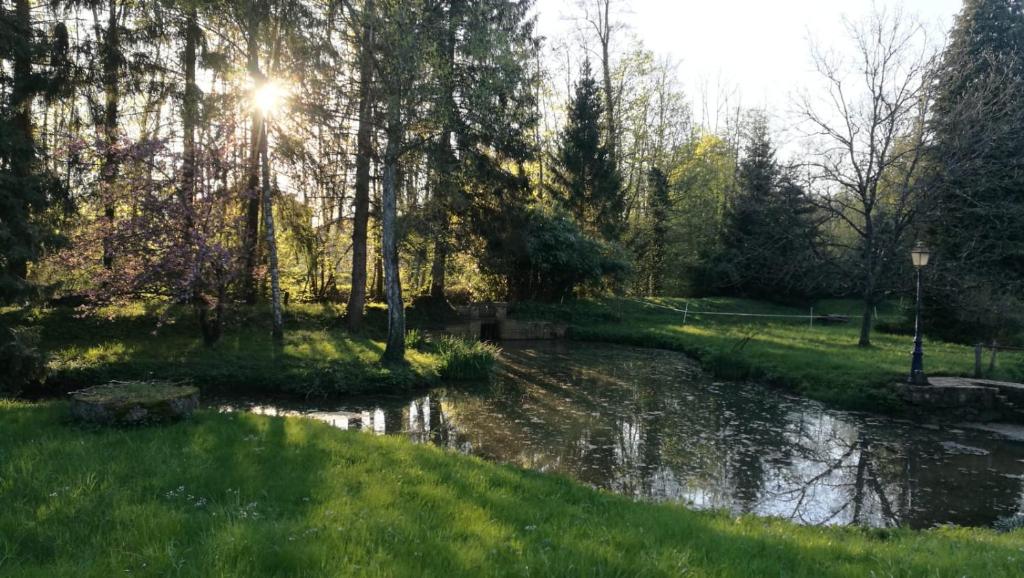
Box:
436;336;498;381
0;325;47;396
405;329;429;350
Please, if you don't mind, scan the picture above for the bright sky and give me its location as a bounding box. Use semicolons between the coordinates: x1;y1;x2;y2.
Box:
534;0;963;128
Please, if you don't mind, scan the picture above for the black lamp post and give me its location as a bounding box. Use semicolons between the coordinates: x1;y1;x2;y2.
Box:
909;242;931;385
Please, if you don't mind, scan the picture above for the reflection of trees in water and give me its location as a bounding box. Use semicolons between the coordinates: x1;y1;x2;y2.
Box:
321;343;1024;529
760;415;903;527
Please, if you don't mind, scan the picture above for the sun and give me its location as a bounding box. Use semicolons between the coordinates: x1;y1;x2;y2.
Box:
253;80;288;116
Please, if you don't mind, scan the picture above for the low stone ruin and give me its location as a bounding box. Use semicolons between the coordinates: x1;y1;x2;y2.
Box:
69;382;200;425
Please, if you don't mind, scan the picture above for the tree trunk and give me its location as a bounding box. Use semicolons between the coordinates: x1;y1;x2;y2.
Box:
8;0;34;280
599;0;617;168
101;0;121;270
241;6;263;304
371;250;384;302
346;0;375;331
428;8;458;301
181;8;198;236
381;114;405;364
260;121;284;342
429;221;448;299
181;7;211;340
858;218;876;347
858;299;873;347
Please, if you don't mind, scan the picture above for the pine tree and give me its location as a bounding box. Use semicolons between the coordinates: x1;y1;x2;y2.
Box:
928;0;1024;340
631;167;670;296
0;0;67;301
699;113;820;300
548;60;623;243
425;0;540;301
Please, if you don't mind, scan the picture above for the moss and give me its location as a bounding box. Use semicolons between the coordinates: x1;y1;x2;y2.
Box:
71;382;199;405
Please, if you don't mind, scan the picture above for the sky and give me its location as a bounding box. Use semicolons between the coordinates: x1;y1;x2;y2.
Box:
533;0;964;130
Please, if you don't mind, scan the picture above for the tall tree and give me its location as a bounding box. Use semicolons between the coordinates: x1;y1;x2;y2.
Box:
1;0;68;299
633;166;670;296
549;60;623;242
698;113;822;299
425;0;540;301
239;0;266;304
345;0;375;331
927;0;1024;341
98;0;123;270
373;0;434;363
798;8;932;346
577;0;622;169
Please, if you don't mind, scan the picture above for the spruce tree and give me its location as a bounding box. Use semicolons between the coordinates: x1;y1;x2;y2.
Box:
699;113;820;299
928;0;1024;340
549;60;623;243
0;1;67;302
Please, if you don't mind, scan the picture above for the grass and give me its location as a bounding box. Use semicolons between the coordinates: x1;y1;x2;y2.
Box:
2;302;493;397
512;297;1024;411
435;335;500;381
1;399;1021;577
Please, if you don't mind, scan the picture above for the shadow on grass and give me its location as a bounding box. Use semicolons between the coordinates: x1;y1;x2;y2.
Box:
33;306;429;397
2;402;1021;577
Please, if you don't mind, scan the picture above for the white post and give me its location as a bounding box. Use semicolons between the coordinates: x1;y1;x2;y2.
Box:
809;307;814;328
683;302;689;325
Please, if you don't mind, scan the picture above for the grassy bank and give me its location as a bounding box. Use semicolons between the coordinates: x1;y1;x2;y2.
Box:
1;400;1021;577
3;303;493;397
513;297;1024;411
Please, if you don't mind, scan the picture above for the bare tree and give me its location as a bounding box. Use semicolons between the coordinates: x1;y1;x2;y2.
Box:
576;0;626;168
797;8;934;347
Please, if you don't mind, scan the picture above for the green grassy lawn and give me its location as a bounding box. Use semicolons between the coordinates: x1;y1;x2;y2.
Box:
513;297;1024;411
1;400;1021;577
3;303;490;397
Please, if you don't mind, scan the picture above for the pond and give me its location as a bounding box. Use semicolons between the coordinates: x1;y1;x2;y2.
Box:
220;341;1024;529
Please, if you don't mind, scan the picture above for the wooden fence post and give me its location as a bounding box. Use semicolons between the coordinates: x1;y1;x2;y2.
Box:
975;343;983;378
989;340;999;374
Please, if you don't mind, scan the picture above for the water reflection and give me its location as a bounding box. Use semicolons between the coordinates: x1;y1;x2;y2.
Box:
221;342;1024;529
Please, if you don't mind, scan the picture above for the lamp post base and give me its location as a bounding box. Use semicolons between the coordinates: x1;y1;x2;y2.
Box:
908;370;929;386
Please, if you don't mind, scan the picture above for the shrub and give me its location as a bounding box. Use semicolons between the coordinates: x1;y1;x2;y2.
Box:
0;325;47;396
405;329;429;350
436;336;498;381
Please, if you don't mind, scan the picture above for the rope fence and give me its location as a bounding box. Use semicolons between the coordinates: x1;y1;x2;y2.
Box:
628;299;849;328
629;299;1024;380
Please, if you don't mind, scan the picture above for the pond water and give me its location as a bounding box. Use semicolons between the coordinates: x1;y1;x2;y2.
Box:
220;341;1024;529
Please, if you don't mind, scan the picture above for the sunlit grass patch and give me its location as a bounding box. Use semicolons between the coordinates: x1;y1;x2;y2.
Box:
516;297;1024;411
29;304;483;397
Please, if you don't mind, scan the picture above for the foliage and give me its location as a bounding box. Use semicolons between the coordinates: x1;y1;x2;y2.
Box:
926;0;1024;343
0;3;69;302
500;206;628;302
434;335;498;381
664;133;738;293
630;167;672;296
0;324;46;396
1;401;1022;576
548;60;624;243
695;113;824;301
